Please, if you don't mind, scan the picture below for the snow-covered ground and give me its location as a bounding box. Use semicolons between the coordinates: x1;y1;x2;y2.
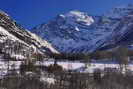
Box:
0;61;21;76
37;61;133;72
0;59;133;76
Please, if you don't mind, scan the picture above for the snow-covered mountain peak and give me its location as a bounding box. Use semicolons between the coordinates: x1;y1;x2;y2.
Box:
32;10;114;53
32;4;133;53
65;10;89;19
58;10;94;27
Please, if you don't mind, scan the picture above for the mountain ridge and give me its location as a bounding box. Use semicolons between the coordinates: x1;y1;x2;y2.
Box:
32;4;133;53
0;11;59;60
31;9;120;53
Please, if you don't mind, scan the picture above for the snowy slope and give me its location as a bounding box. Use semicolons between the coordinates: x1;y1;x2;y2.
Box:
0;10;59;60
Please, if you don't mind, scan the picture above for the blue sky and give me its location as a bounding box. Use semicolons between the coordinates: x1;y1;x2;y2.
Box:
0;0;132;29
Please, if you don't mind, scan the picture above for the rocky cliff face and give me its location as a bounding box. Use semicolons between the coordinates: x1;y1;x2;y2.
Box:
0;11;58;60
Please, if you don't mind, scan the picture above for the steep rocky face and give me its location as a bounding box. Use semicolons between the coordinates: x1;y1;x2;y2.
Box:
32;10;120;53
0;11;58;60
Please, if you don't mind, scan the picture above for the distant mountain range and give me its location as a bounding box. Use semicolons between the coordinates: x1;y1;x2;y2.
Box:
32;4;133;53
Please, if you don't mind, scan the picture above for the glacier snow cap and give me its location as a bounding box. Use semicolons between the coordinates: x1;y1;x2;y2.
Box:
60;10;94;26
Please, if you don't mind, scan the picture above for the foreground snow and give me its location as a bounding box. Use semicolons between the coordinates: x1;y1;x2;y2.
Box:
0;59;133;76
37;61;133;72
